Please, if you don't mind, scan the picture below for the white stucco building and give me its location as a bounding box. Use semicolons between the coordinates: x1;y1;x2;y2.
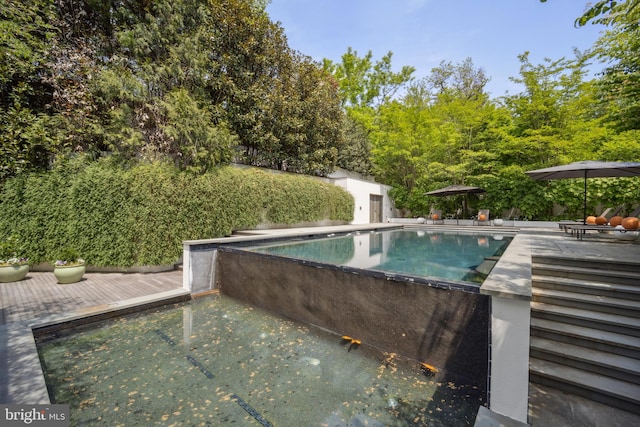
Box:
328;169;398;224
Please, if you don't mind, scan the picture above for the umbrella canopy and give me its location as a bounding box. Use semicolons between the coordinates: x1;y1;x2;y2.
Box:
425;185;486;218
425;185;486;197
525;160;640;222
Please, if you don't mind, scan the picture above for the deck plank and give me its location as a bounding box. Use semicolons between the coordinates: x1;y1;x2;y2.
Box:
0;270;183;325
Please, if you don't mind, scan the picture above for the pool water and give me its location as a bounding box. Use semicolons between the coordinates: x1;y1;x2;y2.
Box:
37;293;484;426
246;229;513;284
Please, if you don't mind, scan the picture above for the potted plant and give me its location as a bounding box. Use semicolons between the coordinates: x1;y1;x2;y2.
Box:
53;247;86;284
0;236;29;283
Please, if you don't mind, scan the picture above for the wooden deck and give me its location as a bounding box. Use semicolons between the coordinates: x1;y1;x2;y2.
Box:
0;269;183;325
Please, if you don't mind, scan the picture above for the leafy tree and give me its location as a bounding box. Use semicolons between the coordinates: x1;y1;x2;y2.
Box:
427;58;490;101
337;115;373;175
323;48;415;108
241;53;344;175
0;0;58;181
556;0;640;27
499;52;598;167
589;1;640;131
367;59;499;216
1;0;347;179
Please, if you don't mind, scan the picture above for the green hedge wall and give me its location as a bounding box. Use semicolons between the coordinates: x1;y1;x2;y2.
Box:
0;158;354;266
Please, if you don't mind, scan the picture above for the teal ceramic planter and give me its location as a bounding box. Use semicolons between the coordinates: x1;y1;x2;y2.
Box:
54;265;86;284
0;264;29;283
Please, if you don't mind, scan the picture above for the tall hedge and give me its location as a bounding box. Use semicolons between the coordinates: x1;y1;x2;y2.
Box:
0;158;354;266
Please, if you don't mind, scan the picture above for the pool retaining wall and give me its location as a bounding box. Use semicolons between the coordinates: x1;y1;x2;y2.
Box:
214;248;489;388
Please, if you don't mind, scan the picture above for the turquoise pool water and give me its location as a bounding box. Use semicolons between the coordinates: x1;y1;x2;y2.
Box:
37;294;484;426
245;229;513;284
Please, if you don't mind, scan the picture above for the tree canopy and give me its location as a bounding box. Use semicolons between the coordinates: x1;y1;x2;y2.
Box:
2;0;640;220
324;9;640;219
0;0;344;179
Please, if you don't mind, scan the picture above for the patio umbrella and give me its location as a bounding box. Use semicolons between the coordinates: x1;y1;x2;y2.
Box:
425;185;486;218
525;160;640;223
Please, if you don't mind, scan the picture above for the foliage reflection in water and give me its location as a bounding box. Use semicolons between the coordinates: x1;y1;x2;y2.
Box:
247;229;513;284
37;294;484;426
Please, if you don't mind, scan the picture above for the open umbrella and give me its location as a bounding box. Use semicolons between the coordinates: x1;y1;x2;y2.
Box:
425;185;486;218
525;160;640;223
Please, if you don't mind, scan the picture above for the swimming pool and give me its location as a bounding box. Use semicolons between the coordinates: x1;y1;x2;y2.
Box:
33;225;511;425
36;293;484;426
243;229;513;285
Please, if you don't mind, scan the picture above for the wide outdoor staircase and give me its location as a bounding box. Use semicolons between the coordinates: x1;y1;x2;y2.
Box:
529;254;640;415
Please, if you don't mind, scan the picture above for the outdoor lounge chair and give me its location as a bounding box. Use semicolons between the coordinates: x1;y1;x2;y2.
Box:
473;209;490;226
559;205;624;232
429;209;444;225
605;205;624;219
445;208;462;225
626;206;640;218
504;208;521;220
565;206;640;239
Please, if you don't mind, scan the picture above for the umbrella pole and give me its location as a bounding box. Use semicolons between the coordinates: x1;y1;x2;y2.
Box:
583;171;587;224
463;196;468;219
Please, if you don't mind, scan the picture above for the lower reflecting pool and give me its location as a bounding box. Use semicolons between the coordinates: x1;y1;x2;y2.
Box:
37;293;484;426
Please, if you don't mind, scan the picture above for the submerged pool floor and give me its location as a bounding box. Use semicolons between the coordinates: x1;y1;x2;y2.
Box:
36;293;484;426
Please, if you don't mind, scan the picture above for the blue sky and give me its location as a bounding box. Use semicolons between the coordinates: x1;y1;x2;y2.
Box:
266;0;606;98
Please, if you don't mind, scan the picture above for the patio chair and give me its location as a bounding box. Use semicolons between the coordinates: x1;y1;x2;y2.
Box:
599;207;612;218
429;208;444;225
565;206;640;239
626;206;640;218
473;209;490;226
606;205;624;219
588;205;623;221
445;208;462;225
504;208;519;220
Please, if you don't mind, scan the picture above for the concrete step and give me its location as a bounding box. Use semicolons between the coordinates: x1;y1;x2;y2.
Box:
530;336;640;384
533;275;640;301
531;301;640;337
532;254;640;274
529;358;640;415
530;317;640;359
532;288;640;318
531;263;640;286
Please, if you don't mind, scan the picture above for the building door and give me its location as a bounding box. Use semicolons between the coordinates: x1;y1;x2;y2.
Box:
369;194;383;223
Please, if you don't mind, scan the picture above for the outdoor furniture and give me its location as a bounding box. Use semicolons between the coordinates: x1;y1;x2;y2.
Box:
526;161;640;224
559;221;584;233
425;185;486;221
429;209;444;225
605;205;624;219
473;209;490;225
564;206;640;239
561;206;640;232
445;208;462;224
503;208;522;225
598;207;614;219
564;224;614;240
626;206;640;218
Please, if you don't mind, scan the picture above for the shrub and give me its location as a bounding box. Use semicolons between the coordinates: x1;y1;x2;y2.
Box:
0;158;353;266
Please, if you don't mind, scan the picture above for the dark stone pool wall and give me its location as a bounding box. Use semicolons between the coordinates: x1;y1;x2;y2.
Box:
215;248;489;387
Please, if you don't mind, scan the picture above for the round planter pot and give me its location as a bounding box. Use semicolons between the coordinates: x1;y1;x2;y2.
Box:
0;264;29;283
54;265;86;284
493;218;504;226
